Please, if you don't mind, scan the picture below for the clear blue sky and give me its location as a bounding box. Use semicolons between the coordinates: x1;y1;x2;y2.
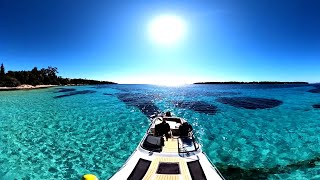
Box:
0;0;319;84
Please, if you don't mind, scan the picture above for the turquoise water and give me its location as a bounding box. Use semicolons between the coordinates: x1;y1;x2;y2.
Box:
0;84;320;179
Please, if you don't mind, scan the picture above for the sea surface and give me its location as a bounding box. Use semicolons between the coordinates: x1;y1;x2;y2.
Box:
1;84;320;180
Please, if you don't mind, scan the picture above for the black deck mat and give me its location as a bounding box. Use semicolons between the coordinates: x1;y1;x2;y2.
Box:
157;162;180;174
187;160;207;180
127;158;151;180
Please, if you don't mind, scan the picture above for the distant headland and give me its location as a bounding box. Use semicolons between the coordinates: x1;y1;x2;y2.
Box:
194;81;309;84
0;63;116;90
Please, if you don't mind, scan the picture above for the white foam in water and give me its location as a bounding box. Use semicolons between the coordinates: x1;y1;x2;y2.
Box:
0;85;320;179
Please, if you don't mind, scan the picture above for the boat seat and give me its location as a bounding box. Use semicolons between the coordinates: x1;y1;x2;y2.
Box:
142;135;163;152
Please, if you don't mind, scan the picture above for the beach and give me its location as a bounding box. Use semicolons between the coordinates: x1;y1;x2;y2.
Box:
0;84;57;91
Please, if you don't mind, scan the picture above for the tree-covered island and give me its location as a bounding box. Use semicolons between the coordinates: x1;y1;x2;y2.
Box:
0;63;116;87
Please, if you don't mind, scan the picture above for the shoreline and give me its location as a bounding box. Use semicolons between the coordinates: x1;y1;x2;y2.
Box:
0;84;58;91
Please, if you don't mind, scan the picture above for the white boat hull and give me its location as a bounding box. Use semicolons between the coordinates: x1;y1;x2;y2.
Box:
110;115;224;180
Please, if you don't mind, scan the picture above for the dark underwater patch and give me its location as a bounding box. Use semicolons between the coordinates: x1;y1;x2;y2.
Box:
206;92;241;96
54;90;96;99
217;155;320;179
180;91;241;98
116;93;161;117
91;85;112;89
48;167;58;173
172;101;218;115
313;104;320;109
111;85;150;92
216;97;283;109
311;84;320;88
308;88;320;93
55;88;76;93
103;93;113;96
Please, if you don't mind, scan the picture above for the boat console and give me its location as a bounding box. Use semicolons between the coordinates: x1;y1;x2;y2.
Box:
142;116;199;155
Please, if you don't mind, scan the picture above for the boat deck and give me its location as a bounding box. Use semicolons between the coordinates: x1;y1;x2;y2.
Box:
162;138;178;153
143;157;192;180
109;115;225;180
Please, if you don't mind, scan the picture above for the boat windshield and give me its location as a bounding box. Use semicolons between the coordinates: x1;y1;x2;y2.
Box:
178;136;199;153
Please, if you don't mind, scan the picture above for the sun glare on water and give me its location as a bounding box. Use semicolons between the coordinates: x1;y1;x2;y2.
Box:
153;81;186;87
148;15;186;45
150;77;191;87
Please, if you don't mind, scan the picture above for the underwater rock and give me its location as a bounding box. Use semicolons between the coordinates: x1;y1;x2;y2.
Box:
308;88;320;93
55;88;76;93
313;104;320;109
172;101;218;115
216;97;283;109
117;93;161;117
48;167;58;173
311;84;320;88
180;91;241;98
217;154;320;179
103;93;113;96
54;90;96;98
111;85;146;92
91;85;107;89
205;92;241;96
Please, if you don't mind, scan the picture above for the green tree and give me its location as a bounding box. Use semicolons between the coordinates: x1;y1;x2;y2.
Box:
0;63;5;78
30;67;40;85
0;76;21;87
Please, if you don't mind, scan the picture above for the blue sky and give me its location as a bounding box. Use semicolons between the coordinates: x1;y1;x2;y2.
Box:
0;0;320;84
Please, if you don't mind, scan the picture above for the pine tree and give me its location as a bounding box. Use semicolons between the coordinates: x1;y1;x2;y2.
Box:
0;63;5;78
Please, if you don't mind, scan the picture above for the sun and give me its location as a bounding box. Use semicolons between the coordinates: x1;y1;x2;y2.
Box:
148;15;186;45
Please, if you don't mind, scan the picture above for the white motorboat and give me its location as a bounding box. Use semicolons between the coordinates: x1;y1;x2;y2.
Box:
109;113;225;180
